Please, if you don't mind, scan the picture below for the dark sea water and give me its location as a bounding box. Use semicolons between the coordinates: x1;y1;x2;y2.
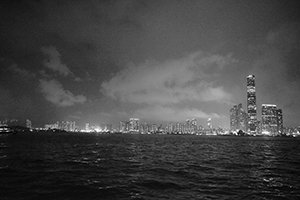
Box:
1;133;300;200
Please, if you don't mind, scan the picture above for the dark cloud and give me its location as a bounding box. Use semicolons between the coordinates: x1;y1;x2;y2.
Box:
250;22;300;126
1;0;300;128
8;64;36;79
41;46;72;76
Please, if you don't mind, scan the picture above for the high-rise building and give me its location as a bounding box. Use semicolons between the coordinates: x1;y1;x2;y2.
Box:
262;104;278;136
85;123;90;132
276;109;283;135
186;119;191;133
129;118;140;131
191;118;197;133
71;121;76;132
230;103;248;133
175;122;180;133
256;120;262;135
119;121;126;132
247;75;257;133
167;122;174;133
26;119;32;129
238;104;248;132
207;118;212;129
151;124;158;133
230;105;238;132
124;122;130;132
144;123;150;133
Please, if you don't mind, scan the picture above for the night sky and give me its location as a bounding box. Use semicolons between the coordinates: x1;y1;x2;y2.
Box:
1;0;300;128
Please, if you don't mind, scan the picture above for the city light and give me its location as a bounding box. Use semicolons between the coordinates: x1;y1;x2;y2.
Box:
1;75;300;137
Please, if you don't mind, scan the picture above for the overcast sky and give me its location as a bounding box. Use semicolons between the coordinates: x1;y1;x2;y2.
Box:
1;0;300;128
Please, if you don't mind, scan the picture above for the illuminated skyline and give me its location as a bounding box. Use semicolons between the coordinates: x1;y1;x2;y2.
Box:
1;1;300;128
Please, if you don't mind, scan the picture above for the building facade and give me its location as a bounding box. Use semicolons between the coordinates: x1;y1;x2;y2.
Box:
276;109;283;135
262;104;278;136
247;75;257;133
230;103;248;133
26;119;32;129
129;118;140;131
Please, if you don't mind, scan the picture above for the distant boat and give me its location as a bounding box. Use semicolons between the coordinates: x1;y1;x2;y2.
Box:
0;125;29;135
0;127;16;135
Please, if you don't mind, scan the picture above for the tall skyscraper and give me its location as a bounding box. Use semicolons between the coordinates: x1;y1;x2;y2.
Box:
262;104;278;136
230;103;248;133
247;75;257;133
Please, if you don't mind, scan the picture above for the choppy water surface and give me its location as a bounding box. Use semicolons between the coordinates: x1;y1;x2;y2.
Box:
1;133;300;199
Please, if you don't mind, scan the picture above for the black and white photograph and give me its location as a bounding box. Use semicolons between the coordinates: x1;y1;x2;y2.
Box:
1;0;300;199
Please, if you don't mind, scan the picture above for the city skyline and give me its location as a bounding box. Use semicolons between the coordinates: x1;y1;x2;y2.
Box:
1;1;300;129
0;73;292;132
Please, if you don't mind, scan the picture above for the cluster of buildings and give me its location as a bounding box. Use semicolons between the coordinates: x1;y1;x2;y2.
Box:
230;75;284;136
0;119;19;126
83;123;112;133
118;118;224;135
44;121;76;132
1;74;299;137
120;118;199;134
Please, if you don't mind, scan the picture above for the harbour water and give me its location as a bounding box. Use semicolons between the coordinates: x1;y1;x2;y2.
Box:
1;132;300;199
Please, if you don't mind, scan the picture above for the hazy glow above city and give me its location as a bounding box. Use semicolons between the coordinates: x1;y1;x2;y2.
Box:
1;0;300;129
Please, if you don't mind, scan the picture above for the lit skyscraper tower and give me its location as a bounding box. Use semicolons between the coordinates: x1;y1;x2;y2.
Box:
262;104;278;136
230;103;248;133
247;75;257;133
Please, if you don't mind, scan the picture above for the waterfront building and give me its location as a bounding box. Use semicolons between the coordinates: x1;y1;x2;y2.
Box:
144;123;150;133
106;124;112;132
186;119;191;133
198;125;204;134
26;119;32;129
44;121;59;130
230;105;238;132
120;121;130;132
166;122;174;133
256;120;262;135
70;121;76;132
277;109;283;135
151;124;158;133
129;118;140;131
174;122;178;133
230;103;248;133
139;123;145;133
207;118;212;129
191;118;197;133
85;123;90;132
247;75;257;134
262;104;278;136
